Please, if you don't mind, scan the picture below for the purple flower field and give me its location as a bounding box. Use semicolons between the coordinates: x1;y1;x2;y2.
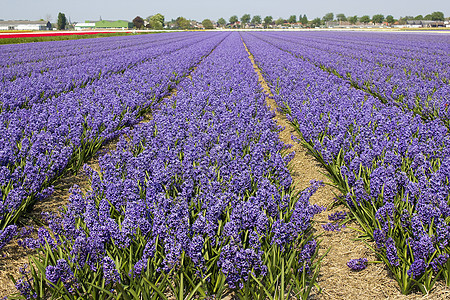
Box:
242;31;450;294
0;31;449;298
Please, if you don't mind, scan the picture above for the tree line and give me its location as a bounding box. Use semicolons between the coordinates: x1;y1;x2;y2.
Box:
54;10;446;31
133;11;445;30
217;11;445;28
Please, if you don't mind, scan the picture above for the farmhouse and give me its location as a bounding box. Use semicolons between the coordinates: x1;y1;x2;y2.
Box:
0;20;51;30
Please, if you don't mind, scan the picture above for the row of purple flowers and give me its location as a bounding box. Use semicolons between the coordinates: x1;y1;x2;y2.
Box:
0;33;226;244
252;31;450;127
14;33;322;298
0;33;214;112
241;31;450;294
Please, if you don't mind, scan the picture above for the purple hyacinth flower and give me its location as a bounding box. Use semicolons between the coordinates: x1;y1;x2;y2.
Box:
347;258;368;271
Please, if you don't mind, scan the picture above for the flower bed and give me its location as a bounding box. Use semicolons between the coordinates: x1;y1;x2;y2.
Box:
242;31;450;294
14;32;322;299
0;33;226;239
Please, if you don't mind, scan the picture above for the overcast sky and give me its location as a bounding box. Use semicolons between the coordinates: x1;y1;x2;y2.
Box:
2;0;449;22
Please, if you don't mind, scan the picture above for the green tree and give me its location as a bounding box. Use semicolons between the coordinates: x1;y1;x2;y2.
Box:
300;14;308;25
431;11;444;21
146;14;165;30
176;17;190;29
251;15;262;24
349;15;358;24
424;14;433;20
229;15;238;24
322;12;334;22
386;15;395;24
311;17;322;27
288;15;297;23
57;12;66;30
360;15;371;24
275;18;285;26
372;14;385;24
150;13;164;25
202;19;214;29
263;16;273;28
336;13;347;22
414;15;423;20
133;16;145;29
147;19;163;29
241;14;251;26
217;18;226;27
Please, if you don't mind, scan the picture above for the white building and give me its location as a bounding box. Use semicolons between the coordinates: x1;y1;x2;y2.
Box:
74;22;96;30
0;20;51;30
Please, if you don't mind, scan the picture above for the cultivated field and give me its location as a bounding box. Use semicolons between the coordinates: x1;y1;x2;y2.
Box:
0;31;449;299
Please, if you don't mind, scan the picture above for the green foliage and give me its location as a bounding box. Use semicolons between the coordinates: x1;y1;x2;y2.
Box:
386;15;395;24
336;13;347;22
322;12;334;22
201;19;214;30
251;15;262;24
431;11;444;21
217;18;226;26
311;18;322;28
229;15;239;24
263;16;273;28
360;15;371;24
151;13;165;25
275;18;285;26
57;12;66;30
372;14;385;24
147;13;165;29
132;16;145;29
288;15;297;23
241;14;251;25
147;20;163;30
175;17;190;30
349;15;358;24
414;15;424;20
300;15;308;25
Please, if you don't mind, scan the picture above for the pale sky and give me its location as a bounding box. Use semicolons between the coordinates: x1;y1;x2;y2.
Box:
1;0;449;22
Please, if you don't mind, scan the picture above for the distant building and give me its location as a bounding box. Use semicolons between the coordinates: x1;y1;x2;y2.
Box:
325;21;388;28
74;22;96;30
406;20;445;28
189;20;202;29
421;20;445;27
406;20;422;28
0;20;51;30
94;20;133;29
